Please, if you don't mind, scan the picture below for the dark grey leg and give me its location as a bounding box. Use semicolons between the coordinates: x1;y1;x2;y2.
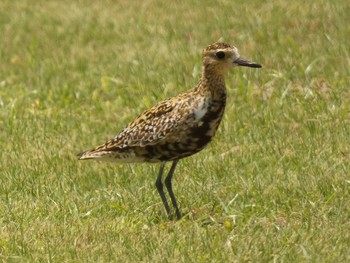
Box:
155;163;172;219
165;160;182;220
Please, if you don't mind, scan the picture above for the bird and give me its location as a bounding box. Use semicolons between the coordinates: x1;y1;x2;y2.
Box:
78;42;261;220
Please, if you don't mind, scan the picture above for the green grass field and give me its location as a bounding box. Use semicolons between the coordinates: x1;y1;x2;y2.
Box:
1;0;350;262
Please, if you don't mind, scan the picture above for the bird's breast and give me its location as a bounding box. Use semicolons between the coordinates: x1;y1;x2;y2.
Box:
190;98;226;143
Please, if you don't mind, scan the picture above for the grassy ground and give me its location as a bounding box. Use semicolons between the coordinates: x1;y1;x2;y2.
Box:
1;0;350;262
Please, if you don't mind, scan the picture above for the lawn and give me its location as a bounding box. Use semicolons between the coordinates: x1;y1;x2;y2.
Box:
0;0;349;262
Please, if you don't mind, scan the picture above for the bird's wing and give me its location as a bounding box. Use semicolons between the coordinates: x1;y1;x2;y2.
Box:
93;94;194;152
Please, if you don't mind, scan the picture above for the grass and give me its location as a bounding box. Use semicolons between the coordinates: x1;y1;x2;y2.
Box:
1;0;350;262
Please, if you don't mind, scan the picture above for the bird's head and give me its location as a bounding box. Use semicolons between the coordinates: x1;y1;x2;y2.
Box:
202;42;261;76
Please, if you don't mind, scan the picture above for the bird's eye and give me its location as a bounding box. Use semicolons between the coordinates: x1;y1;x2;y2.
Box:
216;51;225;59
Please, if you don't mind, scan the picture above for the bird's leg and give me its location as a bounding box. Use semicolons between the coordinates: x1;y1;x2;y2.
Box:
155;163;172;219
165;160;182;220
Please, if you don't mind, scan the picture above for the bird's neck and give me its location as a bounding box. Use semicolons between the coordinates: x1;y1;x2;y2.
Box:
195;68;227;101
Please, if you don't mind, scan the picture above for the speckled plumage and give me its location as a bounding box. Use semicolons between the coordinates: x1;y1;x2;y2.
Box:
78;42;261;219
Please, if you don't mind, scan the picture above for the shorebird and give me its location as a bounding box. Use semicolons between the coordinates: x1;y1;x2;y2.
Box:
78;42;261;220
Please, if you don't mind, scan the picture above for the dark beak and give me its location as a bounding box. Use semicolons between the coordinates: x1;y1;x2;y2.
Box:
234;57;262;68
